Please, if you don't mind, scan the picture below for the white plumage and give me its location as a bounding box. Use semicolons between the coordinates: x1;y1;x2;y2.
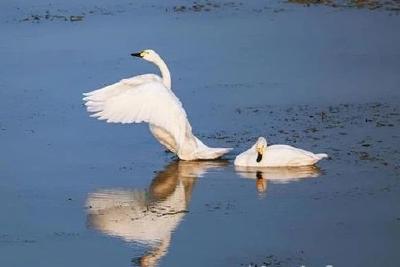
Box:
234;137;328;167
83;49;231;160
84;80;188;145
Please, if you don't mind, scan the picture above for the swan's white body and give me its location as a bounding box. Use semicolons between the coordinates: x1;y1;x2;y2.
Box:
234;137;328;167
83;50;231;160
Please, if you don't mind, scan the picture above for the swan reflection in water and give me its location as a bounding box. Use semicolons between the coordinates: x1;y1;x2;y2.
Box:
86;160;227;267
235;166;322;195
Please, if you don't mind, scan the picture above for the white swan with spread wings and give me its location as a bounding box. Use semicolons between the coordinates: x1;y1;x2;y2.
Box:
83;49;231;160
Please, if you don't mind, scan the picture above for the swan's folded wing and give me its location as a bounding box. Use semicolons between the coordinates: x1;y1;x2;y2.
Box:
83;81;190;143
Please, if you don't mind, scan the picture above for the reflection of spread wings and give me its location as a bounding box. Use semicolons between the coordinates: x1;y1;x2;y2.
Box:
87;183;186;245
235;165;321;184
86;160;227;246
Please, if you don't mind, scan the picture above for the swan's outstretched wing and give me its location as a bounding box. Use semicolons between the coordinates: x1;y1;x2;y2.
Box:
83;80;191;144
83;74;162;102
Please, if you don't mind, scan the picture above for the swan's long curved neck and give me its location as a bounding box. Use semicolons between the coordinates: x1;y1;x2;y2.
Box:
154;57;171;90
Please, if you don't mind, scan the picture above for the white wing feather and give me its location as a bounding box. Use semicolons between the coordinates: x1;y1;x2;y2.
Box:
83;74;162;100
83;79;191;146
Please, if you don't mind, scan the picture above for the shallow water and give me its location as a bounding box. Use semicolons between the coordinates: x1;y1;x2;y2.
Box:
0;1;400;266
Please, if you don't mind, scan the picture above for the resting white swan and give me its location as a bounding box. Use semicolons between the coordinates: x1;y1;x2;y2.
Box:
234;137;328;167
83;49;231;160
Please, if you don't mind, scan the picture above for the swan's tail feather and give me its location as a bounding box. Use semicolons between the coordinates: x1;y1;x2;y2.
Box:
189;136;232;160
315;153;328;160
195;147;232;160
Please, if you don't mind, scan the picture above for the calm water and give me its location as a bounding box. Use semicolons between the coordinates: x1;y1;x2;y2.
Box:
0;1;399;266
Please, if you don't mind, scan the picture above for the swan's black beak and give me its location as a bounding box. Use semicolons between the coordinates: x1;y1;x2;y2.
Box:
131;52;143;58
256;152;263;163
